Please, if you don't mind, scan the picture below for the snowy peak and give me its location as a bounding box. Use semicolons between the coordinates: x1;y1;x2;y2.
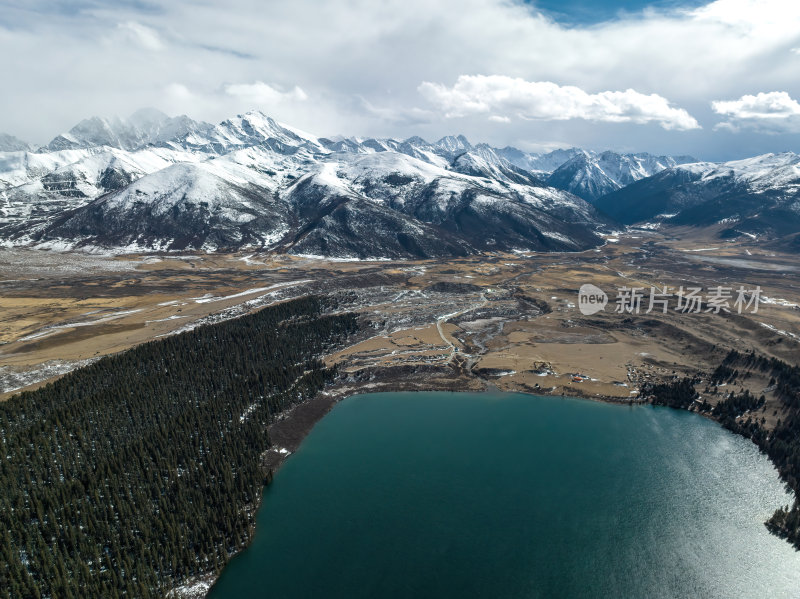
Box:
317;134;533;178
694;152;800;188
450;145;541;186
46;110;213;152
129;109;214;146
595;150;800;245
48;116;130;151
170;110;326;156
496;147;587;175
545;150;695;201
218;111;301;146
434;134;472;156
0;133;32;152
664;152;800;190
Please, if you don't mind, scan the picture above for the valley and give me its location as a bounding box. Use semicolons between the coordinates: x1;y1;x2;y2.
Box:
3;230;798;418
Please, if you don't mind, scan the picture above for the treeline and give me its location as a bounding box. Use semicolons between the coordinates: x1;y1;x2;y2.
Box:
720;349;800;409
652;349;800;549
712;389;765;430
717;350;800;548
0;295;358;598
643;377;700;409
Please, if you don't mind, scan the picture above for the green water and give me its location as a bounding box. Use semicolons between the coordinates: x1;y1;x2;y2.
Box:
208;392;800;599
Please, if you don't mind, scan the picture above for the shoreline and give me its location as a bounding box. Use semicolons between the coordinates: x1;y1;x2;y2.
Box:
263;368;649;475
169;362;795;597
198;369;796;597
198;374;637;598
172;354;796;599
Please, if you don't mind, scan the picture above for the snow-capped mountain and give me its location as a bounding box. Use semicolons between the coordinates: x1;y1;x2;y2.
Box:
26;107;781;258
35;160;290;252
277;151;604;257
0;146;205;233
449;145;541;186
433;134;473;158
0;110;616;257
162;111;327;157
46;109;214;152
545;151;696;202
0;133;32;152
4;108;797;256
496;147;586;176
8;135;608;257
594;152;800;243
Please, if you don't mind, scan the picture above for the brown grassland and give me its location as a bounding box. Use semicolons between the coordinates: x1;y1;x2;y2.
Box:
1;229;799;438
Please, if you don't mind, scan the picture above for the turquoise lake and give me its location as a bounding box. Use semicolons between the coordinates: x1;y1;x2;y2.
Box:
208;391;800;598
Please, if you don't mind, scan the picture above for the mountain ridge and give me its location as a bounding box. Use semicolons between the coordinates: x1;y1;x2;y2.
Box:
594;151;800;244
5;108;793;257
1;110;619;258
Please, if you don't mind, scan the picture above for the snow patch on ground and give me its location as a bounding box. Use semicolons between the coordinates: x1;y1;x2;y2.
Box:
540;230;575;245
293;254;393;262
0;358;100;394
760;322;800;341
761;296;799;308
168;578;215;599
193;280;311;303
17;309;142;341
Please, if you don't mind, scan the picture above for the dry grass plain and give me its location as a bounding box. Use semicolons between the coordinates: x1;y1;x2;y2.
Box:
1;230;799;413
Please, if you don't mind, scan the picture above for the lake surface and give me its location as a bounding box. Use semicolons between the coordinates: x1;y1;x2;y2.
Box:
208;392;800;599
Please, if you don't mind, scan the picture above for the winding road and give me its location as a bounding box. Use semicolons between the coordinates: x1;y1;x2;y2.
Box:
435;292;488;362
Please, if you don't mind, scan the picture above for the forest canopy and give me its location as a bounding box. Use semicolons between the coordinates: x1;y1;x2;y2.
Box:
0;295;358;599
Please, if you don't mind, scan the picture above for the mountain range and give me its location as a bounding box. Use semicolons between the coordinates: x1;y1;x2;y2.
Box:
1;108;798;257
595;152;800;245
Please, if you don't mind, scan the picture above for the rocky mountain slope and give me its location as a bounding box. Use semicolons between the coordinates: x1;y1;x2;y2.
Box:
594;152;800;243
545;150;696;201
7;108;795;257
0;111;614;258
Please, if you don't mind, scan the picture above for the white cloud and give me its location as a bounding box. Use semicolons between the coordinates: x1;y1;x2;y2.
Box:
117;21;163;51
165;83;193;101
488;115;510;123
712;91;800;132
712;91;800;119
419;75;700;130
1;0;799;157
691;0;800;40
356;98;433;126
224;81;308;104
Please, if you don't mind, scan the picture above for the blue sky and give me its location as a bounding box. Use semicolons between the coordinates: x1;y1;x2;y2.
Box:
531;0;706;25
0;0;799;160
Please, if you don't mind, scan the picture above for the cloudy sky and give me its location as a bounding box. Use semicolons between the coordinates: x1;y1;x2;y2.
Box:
1;0;799;160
